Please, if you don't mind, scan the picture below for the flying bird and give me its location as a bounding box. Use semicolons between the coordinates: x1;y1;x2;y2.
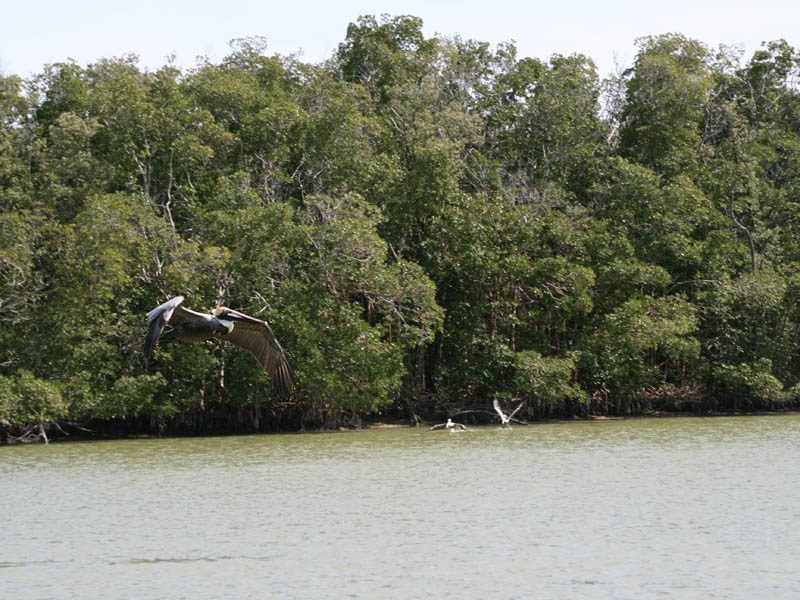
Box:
493;398;524;429
430;418;468;431
144;296;293;395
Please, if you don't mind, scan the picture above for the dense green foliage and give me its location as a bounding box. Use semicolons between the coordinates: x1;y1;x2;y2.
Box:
2;18;800;436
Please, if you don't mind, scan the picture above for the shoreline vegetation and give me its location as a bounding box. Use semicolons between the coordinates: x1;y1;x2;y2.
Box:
3;16;800;444
3;408;799;445
3;396;799;444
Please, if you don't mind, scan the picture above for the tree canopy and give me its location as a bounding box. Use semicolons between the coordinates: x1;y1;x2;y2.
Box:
2;18;800;438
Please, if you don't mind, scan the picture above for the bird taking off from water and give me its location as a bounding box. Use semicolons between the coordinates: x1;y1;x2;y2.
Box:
144;296;293;396
493;398;524;429
430;418;468;431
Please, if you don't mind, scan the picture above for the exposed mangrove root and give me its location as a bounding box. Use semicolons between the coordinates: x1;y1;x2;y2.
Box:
2;423;51;444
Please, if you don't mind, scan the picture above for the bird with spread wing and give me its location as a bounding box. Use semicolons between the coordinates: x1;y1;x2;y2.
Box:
144;296;293;396
430;418;468;431
493;398;524;429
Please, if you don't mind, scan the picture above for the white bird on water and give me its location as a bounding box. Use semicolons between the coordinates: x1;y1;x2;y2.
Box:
430;418;468;431
493;399;524;429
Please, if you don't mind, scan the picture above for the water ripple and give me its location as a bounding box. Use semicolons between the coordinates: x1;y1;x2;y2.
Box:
2;414;800;599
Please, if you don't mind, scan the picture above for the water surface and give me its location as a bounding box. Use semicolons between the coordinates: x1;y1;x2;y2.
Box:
2;414;799;599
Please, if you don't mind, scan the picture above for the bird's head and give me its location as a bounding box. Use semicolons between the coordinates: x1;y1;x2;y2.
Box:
213;307;235;333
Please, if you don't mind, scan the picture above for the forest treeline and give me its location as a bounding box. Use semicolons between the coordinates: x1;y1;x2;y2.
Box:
2;16;800;439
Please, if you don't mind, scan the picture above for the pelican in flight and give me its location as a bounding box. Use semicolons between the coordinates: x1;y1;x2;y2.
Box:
430;418;468;431
144;296;293;395
493;398;524;429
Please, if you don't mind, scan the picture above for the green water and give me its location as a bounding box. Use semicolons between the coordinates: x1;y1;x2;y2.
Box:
2;414;799;599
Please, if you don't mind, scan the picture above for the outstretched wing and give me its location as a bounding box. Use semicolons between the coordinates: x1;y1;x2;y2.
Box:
493;398;506;420
220;309;293;396
508;402;524;420
430;423;447;430
169;304;212;326
144;296;185;363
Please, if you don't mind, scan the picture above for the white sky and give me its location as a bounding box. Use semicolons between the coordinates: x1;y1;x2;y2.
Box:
2;0;798;79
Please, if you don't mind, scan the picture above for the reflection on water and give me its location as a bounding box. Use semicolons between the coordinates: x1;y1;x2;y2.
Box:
2;415;800;599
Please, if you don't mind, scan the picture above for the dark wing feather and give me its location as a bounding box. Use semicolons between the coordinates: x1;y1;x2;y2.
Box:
144;296;185;362
508;402;524;420
169;304;212;326
221;310;293;395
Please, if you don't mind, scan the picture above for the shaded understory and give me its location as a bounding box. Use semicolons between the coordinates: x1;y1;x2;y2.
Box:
3;390;799;444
